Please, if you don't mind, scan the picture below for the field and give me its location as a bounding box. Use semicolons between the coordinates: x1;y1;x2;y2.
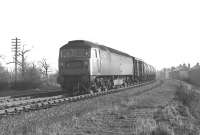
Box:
0;80;200;135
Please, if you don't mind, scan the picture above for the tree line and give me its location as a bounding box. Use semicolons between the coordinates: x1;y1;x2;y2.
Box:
0;47;59;91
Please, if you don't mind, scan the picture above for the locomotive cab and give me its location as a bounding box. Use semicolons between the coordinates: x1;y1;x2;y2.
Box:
59;47;91;75
58;41;100;95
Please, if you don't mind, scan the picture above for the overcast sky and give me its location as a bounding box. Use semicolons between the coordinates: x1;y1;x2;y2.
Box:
0;0;200;71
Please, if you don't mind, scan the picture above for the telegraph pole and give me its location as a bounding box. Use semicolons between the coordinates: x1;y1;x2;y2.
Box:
11;37;21;84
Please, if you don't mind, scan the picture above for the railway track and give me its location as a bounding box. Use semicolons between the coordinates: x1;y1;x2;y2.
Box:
0;81;158;117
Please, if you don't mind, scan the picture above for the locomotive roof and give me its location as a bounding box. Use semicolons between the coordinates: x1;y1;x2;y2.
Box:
60;40;155;70
61;40;132;58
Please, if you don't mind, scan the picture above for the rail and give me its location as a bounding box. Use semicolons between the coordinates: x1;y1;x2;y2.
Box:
0;80;158;116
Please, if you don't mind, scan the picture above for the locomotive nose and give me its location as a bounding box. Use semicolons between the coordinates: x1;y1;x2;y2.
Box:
61;59;90;75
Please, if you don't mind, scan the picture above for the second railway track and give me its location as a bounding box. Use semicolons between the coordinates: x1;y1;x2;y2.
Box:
0;80;160;117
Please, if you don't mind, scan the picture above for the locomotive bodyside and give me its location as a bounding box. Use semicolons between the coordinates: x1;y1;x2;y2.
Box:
89;43;134;91
91;48;133;76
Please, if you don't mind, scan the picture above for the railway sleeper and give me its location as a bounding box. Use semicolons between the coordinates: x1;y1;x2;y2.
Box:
0;81;157;116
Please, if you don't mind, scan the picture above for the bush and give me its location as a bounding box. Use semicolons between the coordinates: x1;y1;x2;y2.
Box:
10;81;41;90
175;83;196;106
39;72;60;90
0;82;9;90
0;64;9;90
10;65;42;90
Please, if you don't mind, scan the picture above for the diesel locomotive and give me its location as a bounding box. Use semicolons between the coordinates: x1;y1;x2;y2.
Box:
57;40;156;96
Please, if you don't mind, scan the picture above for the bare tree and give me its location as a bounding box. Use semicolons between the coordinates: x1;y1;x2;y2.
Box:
8;40;32;81
39;58;50;78
18;45;31;79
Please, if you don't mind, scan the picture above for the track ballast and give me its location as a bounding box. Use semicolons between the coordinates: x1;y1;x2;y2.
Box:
0;81;157;117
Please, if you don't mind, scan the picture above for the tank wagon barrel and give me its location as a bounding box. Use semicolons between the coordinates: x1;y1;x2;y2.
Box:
57;40;156;96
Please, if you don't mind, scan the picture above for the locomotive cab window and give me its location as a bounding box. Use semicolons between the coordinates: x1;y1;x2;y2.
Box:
61;47;90;58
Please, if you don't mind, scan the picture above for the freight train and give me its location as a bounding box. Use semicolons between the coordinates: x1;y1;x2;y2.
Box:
57;40;156;96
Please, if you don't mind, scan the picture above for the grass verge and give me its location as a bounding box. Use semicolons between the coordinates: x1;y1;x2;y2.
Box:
175;81;200;120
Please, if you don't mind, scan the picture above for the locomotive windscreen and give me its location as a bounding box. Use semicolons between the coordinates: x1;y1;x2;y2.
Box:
60;47;90;58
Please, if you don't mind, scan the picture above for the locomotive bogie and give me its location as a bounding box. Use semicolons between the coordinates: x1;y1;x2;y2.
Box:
89;75;133;91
